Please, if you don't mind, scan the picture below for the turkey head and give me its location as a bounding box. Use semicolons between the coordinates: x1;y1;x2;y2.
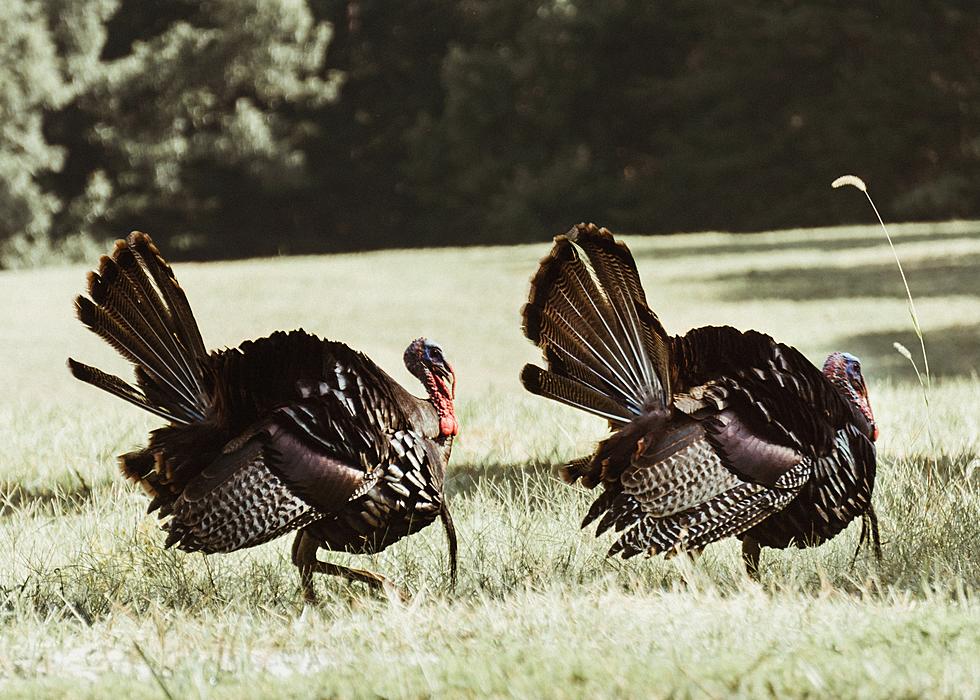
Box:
405;337;458;438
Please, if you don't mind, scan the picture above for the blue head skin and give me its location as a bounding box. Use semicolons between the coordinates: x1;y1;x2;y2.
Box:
823;352;877;441
404;338;458;437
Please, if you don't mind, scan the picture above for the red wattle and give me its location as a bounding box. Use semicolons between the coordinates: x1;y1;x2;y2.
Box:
440;413;459;437
426;371;459;437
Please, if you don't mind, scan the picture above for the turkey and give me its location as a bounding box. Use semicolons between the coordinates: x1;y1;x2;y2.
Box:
520;223;879;575
69;232;458;601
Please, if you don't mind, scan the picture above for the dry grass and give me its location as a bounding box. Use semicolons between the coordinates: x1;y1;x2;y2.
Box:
1;221;978;697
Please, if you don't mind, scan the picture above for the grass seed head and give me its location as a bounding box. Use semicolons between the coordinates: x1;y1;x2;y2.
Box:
893;342;913;362
831;175;868;192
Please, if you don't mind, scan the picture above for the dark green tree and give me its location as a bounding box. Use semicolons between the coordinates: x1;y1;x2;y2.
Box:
304;0;460;248
3;0;978;264
407;0;980;239
56;0;338;257
0;0;72;264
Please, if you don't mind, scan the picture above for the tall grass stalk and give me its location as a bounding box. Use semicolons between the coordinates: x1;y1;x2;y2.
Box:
832;175;937;490
831;175;931;396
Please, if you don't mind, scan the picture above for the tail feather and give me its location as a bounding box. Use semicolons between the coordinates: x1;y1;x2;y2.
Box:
571;234;655;395
92;253;204;401
524;303;643;414
111;239;207;402
128;233;207;361
70;231;210;424
74;296;203;422
67;358;185;423
525;239;647;399
542;347;640;416
522;223;673;422
568;224;672;403
521;365;633;423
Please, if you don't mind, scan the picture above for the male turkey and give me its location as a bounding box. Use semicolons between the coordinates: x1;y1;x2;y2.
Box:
521;223;879;575
69;232;458;600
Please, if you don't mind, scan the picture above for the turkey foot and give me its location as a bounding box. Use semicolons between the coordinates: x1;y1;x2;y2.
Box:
292;531;409;604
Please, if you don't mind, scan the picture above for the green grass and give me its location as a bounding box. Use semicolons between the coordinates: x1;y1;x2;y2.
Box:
1;221;979;698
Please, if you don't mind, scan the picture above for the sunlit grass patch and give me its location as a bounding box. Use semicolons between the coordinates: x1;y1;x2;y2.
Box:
1;221;977;696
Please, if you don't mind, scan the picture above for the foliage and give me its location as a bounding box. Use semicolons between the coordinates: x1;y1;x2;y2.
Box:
411;1;980;238
308;0;460;248
0;1;69;255
1;1;980;263
61;0;337;256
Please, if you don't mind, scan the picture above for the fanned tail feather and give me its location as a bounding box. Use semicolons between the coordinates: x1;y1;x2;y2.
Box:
67;358;185;423
128;234;208;362
570;225;671;401
69;231;211;426
521;223;673;426
521;365;633;424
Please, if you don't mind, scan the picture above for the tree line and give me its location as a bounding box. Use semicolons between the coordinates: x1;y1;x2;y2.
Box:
2;0;978;264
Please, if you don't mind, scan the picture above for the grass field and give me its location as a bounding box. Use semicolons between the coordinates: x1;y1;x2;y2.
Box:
1;221;978;698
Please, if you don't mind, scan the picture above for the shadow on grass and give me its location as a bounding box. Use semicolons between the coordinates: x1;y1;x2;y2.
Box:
632;230;973;262
0;481;101;519
836;324;980;381
446;460;561;499
706;253;980;301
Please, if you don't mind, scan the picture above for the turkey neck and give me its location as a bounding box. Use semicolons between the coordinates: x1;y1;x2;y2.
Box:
422;369;458;438
822;361;876;441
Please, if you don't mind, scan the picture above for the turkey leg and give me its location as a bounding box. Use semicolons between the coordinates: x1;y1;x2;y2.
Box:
291;530;408;603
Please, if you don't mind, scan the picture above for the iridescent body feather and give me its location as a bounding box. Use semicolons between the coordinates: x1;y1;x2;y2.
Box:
70;232;459;599
521;224;878;572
